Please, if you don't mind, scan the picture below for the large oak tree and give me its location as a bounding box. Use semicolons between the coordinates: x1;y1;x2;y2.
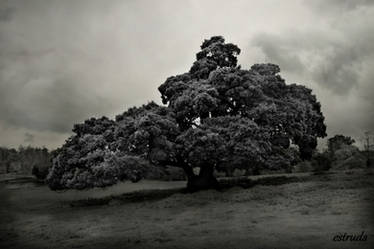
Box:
47;36;326;191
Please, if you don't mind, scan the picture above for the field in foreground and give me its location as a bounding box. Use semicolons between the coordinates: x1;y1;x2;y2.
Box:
0;170;373;249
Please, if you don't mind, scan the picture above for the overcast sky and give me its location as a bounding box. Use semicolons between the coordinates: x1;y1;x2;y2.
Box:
0;0;373;149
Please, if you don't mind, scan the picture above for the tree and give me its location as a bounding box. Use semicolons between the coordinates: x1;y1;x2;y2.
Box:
363;131;373;168
0;146;51;175
328;135;355;152
47;36;326;191
327;135;355;160
0;147;17;173
47;103;181;190
311;151;332;172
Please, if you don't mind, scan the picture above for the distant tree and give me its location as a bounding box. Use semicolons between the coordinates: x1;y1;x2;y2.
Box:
0;147;17;173
311;151;332;172
363;131;373;168
32;164;49;180
47;36;326;191
1;146;51;175
328;135;355;160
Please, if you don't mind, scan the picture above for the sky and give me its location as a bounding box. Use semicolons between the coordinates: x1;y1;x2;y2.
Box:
0;0;373;150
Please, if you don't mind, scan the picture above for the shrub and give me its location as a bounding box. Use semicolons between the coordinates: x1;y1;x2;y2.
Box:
32;164;49;180
311;152;332;172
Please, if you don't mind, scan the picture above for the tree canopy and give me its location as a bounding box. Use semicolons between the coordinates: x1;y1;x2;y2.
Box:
328;135;355;155
47;36;326;191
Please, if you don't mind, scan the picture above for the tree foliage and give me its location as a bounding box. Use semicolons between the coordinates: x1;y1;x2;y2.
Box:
311;151;332;172
0;146;51;175
47;36;327;190
327;135;355;160
328;135;355;150
159;36;326;161
47;103;181;190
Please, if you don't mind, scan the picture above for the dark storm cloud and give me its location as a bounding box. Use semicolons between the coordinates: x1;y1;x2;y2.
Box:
251;2;374;144
251;33;307;74
0;0;203;147
252;28;374;95
307;0;374;12
0;0;212;141
0;1;129;134
0;75;114;133
0;5;14;22
0;41;116;133
0;0;373;148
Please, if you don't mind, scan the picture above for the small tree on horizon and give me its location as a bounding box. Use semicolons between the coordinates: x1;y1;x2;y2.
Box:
363;131;373;168
327;134;356;161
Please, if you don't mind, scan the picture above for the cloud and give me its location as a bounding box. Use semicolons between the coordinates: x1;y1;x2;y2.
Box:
0;3;14;22
250;2;374;145
306;0;374;12
0;70;117;133
0;1;148;134
252;26;374;95
0;0;373;149
0;121;68;149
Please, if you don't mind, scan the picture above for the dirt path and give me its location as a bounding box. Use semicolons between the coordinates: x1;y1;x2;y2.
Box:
0;170;373;249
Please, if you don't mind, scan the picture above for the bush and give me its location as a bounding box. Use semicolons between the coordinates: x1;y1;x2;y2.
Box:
311;152;332;172
32;165;49;180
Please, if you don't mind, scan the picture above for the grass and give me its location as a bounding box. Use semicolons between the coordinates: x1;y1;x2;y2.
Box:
69;188;185;207
68;174;310;207
0;169;373;249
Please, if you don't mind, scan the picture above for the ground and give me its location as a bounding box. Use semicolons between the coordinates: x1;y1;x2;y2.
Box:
0;170;373;249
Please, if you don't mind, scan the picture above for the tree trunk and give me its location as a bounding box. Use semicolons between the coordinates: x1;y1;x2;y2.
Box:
186;166;219;192
225;167;234;177
177;155;220;192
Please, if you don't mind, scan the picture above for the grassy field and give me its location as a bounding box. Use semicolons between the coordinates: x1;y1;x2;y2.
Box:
0;170;373;249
